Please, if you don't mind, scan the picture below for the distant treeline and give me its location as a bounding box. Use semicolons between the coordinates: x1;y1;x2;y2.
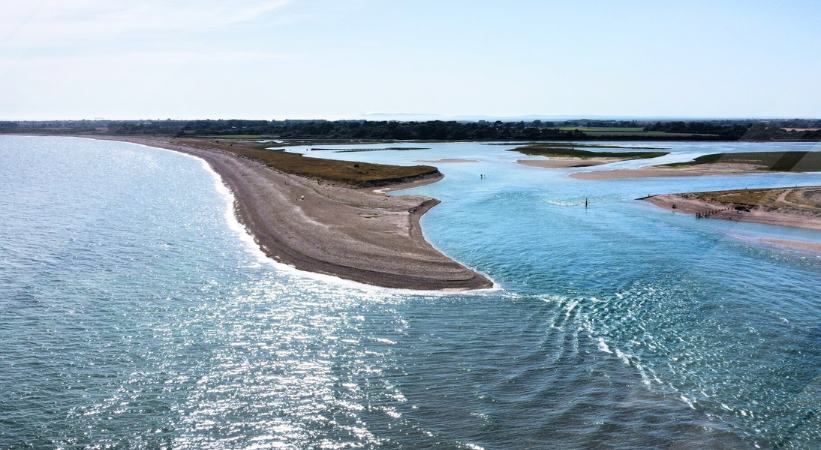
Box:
2;119;820;141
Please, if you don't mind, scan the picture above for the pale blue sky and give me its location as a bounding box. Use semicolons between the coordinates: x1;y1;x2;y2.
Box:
2;0;819;120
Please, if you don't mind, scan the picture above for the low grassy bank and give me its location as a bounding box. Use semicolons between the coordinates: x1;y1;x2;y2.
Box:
663;151;821;172
174;138;440;188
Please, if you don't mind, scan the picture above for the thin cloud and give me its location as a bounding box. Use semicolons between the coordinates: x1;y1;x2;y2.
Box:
0;49;290;70
1;0;291;46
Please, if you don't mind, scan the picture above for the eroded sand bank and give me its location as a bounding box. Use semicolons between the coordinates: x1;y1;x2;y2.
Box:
642;186;821;231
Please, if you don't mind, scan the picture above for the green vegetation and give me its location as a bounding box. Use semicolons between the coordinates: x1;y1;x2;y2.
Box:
557;127;644;132
176;138;439;188
4;118;821;141
664;151;821;172
554;127;715;138
199;134;264;139
581;130;716;138
511;143;669;159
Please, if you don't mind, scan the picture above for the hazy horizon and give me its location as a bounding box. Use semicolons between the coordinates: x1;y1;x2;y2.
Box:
2;0;820;120
4;114;821;122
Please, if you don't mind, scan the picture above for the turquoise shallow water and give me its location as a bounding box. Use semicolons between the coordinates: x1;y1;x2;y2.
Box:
1;136;819;448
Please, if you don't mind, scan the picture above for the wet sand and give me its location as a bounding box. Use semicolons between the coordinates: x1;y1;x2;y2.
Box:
572;168;704;180
96;136;493;290
571;163;762;180
758;239;821;253
417;158;479;163
517;158;620;169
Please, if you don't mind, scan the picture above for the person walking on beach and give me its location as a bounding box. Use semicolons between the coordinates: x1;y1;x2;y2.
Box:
585;197;588;209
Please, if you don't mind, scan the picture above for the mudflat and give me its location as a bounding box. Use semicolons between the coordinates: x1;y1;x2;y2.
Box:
416;158;479;163
97;136;493;290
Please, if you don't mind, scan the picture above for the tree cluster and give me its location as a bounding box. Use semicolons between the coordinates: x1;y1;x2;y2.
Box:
1;119;819;141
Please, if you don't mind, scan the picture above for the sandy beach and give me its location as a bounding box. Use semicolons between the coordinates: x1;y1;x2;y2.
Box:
97;137;493;290
642;186;821;231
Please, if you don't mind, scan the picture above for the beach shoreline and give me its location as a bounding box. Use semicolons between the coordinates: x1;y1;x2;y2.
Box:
86;136;494;290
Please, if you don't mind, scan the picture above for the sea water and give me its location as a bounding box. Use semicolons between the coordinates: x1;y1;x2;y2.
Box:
1;136;819;448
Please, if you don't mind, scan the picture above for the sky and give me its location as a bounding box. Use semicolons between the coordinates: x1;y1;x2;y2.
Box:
1;0;820;120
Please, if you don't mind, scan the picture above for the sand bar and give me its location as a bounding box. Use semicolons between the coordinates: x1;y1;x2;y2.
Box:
571;163;762;180
517;157;621;169
417;158;479;163
97;136;493;290
642;186;821;231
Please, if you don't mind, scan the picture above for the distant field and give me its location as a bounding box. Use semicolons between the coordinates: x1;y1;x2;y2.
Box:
585;131;716;137
557;127;645;132
664;151;821;172
176;138;439;187
554;127;717;138
199;134;265;139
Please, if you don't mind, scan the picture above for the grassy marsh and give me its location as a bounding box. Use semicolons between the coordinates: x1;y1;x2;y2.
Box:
511;143;669;159
175;138;440;188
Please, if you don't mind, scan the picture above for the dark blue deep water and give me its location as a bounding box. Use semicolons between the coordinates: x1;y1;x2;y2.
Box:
1;136;819;448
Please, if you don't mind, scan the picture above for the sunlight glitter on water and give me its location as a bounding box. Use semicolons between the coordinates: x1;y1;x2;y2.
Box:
1;137;819;448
